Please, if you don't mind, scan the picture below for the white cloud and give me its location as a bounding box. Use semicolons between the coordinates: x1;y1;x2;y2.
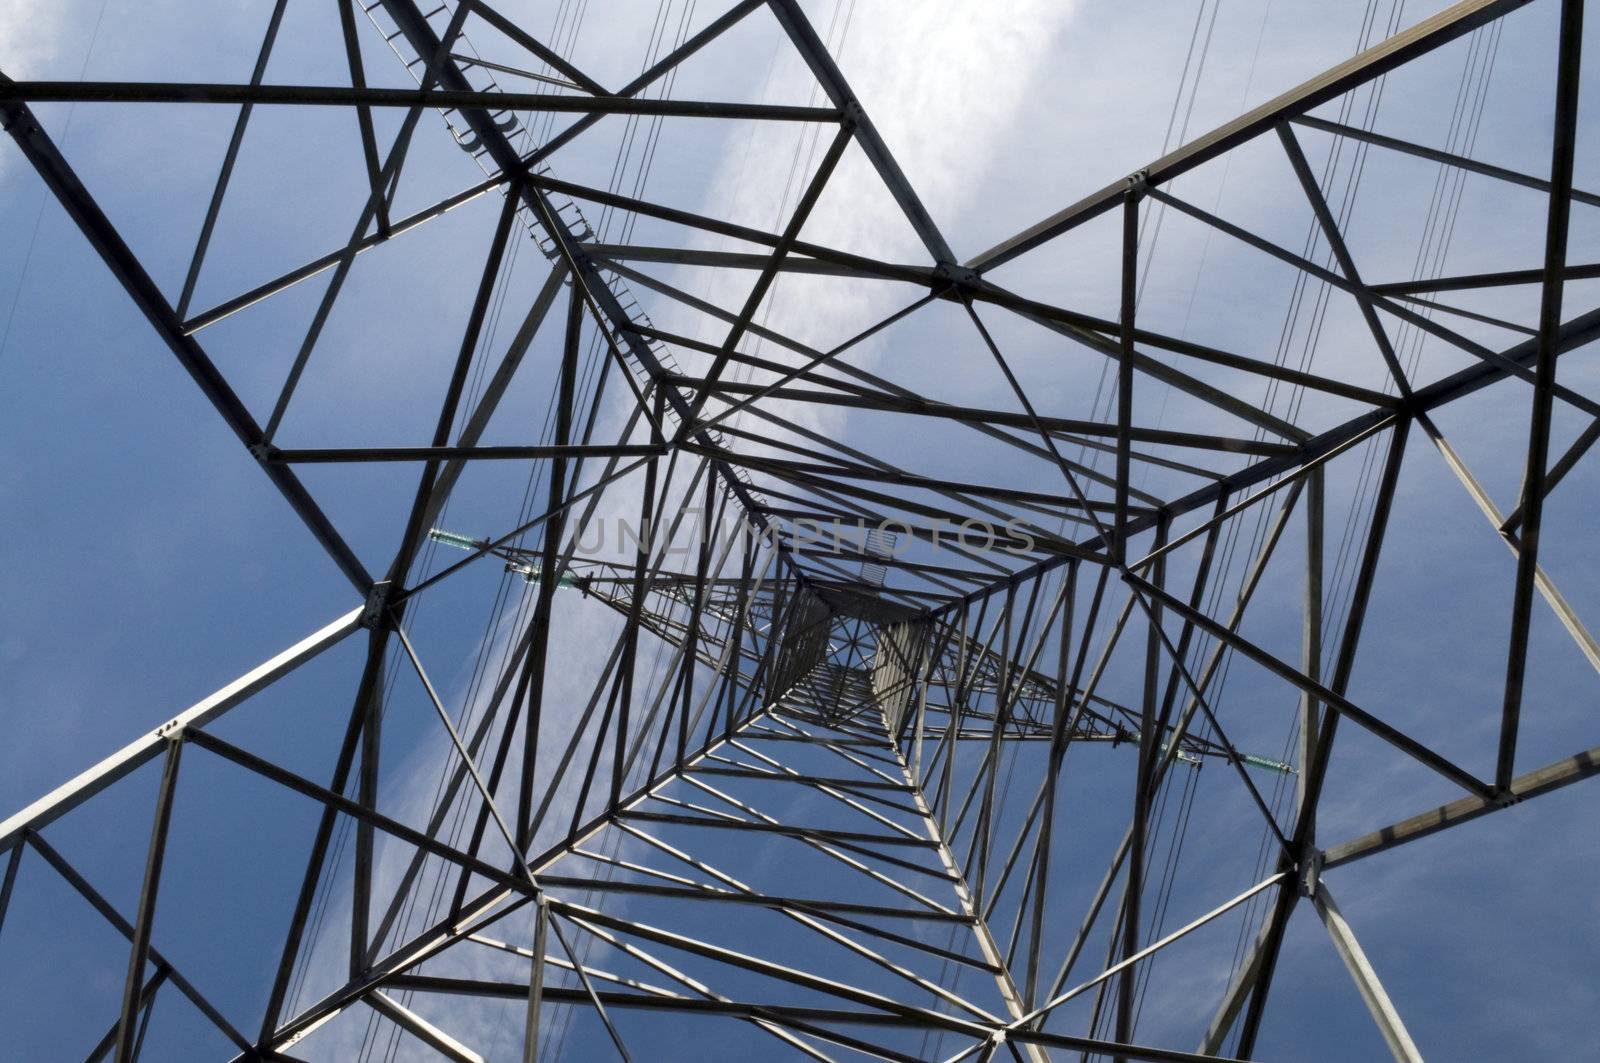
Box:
642;0;1080;455
0;0;68;178
0;1;66;79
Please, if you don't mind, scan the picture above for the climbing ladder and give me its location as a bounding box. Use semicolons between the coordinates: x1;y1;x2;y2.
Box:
362;0;765;507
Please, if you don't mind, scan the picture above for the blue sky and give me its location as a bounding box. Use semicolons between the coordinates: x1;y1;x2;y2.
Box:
2;0;1599;1059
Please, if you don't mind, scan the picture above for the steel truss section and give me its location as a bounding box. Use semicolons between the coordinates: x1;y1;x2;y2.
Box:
1;0;1598;1059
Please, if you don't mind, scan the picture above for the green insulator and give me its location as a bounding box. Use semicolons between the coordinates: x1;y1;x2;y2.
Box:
428;528;480;552
1111;729;1202;768
1241;752;1296;776
507;562;582;589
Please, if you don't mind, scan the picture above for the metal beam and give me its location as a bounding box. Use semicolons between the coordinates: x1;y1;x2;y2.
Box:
969;0;1532;270
0;87;376;593
1497;0;1584;790
1311;882;1424;1063
0;607;362;852
0;80;840;122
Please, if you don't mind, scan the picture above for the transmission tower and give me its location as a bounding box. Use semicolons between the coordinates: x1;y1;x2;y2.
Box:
1;0;1597;1059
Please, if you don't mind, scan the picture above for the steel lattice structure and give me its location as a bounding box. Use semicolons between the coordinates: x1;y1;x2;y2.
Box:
1;0;1598;1059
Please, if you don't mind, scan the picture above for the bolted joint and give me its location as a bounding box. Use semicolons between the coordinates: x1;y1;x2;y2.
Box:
248;441;279;463
934;260;981;292
1490;787;1522;809
1126;170;1150;200
840;99;866;131
1297;848;1324;898
154;719;189;741
0;88;27;134
361;580;394;630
